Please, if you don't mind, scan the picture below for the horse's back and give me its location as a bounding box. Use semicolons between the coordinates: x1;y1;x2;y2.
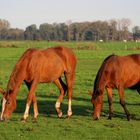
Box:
124;54;140;65
44;46;76;62
103;54;140;88
55;46;77;72
103;54;140;73
43;46;77;73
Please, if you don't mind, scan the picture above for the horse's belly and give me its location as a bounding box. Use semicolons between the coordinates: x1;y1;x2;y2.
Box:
39;70;64;83
39;76;56;83
124;78;140;88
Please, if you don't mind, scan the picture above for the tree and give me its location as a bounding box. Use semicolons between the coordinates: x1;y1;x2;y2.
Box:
65;20;72;41
0;19;10;30
132;26;140;40
55;23;68;41
117;18;131;40
0;19;10;39
0;18;133;41
108;19;117;41
39;23;54;40
71;23;80;41
6;28;24;40
24;24;39;40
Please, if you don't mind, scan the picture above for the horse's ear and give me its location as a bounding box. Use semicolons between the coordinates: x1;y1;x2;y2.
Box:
0;88;5;95
88;90;93;96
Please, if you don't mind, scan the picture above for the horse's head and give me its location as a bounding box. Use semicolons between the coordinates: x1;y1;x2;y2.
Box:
0;90;16;121
91;89;103;120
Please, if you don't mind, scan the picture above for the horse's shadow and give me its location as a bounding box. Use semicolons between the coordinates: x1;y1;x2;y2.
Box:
1;95;139;121
15;95;92;118
102;109;140;121
103;100;140;121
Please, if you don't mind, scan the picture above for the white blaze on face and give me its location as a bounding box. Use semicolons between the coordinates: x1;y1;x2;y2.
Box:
1;98;7;120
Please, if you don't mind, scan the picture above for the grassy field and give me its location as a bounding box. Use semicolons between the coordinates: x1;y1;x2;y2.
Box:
0;41;140;140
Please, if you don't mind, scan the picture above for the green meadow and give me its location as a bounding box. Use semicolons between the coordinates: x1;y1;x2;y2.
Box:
0;41;140;140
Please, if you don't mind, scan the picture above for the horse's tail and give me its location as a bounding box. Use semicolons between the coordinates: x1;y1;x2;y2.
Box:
93;54;116;95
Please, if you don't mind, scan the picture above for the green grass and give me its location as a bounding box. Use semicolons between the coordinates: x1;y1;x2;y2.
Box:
0;41;140;140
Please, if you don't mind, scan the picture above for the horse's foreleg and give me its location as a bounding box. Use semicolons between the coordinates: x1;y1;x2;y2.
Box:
118;85;130;121
21;93;32;122
32;94;39;122
21;80;38;122
106;87;113;119
54;78;66;118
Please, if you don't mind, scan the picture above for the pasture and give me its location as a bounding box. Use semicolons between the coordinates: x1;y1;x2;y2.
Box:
0;41;140;140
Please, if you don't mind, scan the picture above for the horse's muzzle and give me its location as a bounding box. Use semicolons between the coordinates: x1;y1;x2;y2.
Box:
0;115;8;122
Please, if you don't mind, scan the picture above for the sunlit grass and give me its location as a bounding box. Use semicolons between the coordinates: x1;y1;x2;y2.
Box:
0;41;140;140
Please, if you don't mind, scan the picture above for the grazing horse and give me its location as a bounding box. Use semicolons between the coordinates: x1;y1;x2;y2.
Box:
0;46;77;121
91;54;140;121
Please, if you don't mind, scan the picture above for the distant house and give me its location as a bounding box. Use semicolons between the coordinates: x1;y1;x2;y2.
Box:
125;34;140;42
127;34;134;41
132;33;140;42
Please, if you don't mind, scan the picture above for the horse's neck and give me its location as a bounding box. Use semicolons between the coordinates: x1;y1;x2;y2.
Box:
7;70;24;95
95;76;106;95
100;72;107;90
95;72;106;91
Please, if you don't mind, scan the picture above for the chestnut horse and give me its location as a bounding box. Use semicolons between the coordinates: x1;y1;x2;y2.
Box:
91;54;140;121
1;46;77;121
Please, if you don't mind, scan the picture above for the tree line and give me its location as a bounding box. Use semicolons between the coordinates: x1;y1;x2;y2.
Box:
0;18;139;41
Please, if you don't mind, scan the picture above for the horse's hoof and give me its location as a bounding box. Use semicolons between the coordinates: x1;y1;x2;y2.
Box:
0;119;6;122
127;116;131;121
56;108;63;118
93;117;99;120
57;111;63;118
20;119;27;123
32;118;38;123
107;116;112;120
20;118;27;123
67;111;72;117
65;115;72;119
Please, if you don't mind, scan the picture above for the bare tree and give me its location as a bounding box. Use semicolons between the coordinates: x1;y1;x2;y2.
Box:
117;18;131;40
0;19;10;30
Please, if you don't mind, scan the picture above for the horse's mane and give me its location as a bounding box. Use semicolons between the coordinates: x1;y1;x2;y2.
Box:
93;54;116;95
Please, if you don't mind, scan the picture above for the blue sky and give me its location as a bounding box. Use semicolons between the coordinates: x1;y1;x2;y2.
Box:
0;0;140;30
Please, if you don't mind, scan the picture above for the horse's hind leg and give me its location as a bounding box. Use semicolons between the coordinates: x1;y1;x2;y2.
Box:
21;80;39;122
106;87;113;119
54;78;66;118
59;77;67;95
65;73;75;118
118;85;130;121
